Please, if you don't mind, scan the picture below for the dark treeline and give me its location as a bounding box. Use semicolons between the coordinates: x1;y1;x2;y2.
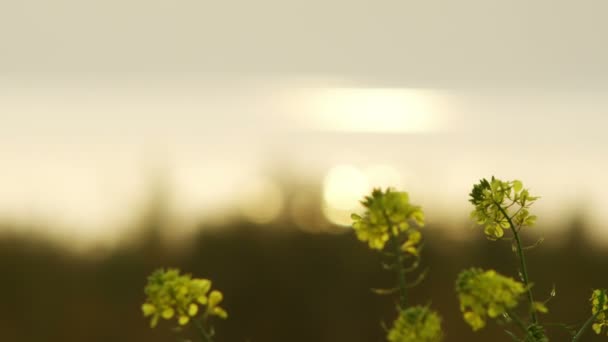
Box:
0;216;605;341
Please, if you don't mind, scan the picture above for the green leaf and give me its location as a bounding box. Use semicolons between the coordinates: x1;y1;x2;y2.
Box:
524;215;537;226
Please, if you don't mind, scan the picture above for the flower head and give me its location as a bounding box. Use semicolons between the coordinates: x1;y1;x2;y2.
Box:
456;268;526;331
469;177;538;240
141;268;228;328
591;288;608;335
387;306;443;342
351;188;424;250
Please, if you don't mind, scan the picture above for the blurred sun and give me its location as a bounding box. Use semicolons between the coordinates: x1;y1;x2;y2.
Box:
304;88;441;133
321;164;405;226
322;165;368;226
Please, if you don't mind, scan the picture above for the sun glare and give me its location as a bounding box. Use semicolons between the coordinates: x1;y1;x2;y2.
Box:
322;165;368;226
304;88;440;133
322;164;404;226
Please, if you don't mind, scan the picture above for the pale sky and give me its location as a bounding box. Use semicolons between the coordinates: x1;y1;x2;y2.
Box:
1;0;608;86
1;0;608;247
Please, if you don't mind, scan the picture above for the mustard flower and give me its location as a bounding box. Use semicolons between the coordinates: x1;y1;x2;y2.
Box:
351;188;424;250
456;268;526;331
387;306;443;342
469;177;538;240
141;268;228;328
206;290;228;319
591;288;608;335
401;230;422;256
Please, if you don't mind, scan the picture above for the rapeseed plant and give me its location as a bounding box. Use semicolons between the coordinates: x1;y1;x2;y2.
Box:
351;188;424;252
351;188;444;341
591;289;608;336
467;177;605;342
387;306;443;342
142;268;227;342
141;177;607;342
455;268;526;331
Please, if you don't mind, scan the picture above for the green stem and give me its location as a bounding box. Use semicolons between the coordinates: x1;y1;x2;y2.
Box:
495;201;538;324
572;310;605;342
507;309;529;334
383;210;408;309
393;236;408;309
194;317;213;342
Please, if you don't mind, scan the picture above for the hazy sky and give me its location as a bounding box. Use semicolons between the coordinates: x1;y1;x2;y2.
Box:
1;1;608;247
2;0;608;86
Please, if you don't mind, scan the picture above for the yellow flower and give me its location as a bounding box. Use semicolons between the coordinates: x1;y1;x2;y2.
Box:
207;290;228;319
188;303;199;316
351;188;424;251
401;230;422;256
161;308;174;319
387;306;443;342
141;303;156;316
456;268;526;331
178;316;190;325
590;289;608;335
469;177;539;240
141;268;228;328
463;311;484;331
532;301;549;314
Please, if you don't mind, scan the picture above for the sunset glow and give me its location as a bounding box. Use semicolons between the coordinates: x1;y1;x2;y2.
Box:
303;88;441;133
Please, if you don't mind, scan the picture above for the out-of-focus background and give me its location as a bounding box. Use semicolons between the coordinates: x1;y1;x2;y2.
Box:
1;1;608;341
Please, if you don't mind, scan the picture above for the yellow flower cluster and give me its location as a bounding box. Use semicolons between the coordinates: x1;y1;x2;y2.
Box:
387;306;443;342
591;289;608;335
351;188;424;251
142;268;228;328
456;268;526;331
469;177;538;240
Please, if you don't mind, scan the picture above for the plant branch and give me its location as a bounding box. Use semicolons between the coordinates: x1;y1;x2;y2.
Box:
506;309;528;334
494;200;538;324
572;309;606;342
194;317;213;342
383;211;408;309
392;236;408;309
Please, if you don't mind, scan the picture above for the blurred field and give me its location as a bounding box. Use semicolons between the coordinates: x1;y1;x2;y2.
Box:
3;1;608;340
1;206;605;342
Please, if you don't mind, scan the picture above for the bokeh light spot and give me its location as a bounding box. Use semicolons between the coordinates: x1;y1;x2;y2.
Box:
322;165;368;226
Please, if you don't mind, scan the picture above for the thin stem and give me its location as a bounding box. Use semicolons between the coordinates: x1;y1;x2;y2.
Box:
506;309;528;334
383;211;408;309
572;310;606;342
495;200;538;324
393;237;408;309
194;317;213;342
